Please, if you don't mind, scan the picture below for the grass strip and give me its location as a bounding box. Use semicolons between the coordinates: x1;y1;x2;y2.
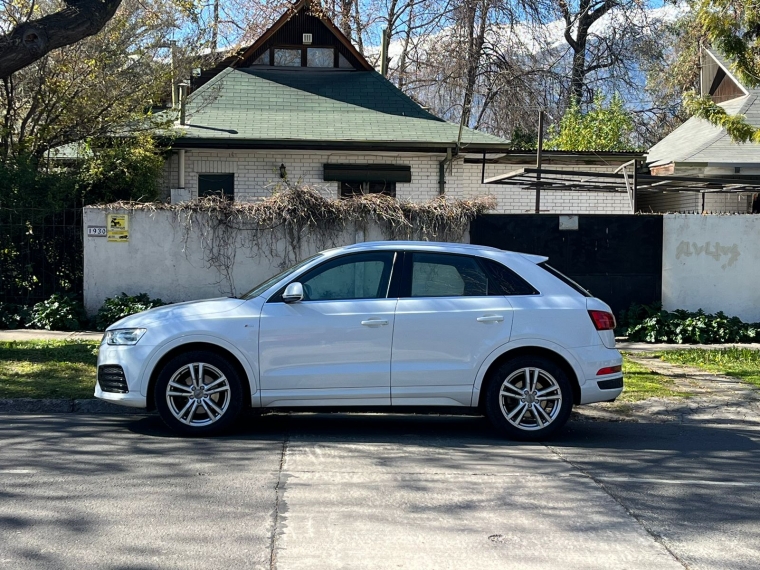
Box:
657;348;760;388
0;340;99;399
619;356;692;402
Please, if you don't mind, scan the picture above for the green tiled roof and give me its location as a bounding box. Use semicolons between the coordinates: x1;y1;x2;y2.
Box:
169;68;510;151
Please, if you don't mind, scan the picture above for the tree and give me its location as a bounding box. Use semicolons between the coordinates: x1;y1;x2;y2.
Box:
0;0;123;79
545;94;638;151
684;0;760;143
1;0;181;160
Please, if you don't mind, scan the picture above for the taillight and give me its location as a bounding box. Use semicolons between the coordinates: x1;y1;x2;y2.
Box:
597;365;622;376
589;310;616;331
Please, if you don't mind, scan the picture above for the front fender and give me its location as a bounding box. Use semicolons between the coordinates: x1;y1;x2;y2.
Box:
138;333;260;407
469;338;585;407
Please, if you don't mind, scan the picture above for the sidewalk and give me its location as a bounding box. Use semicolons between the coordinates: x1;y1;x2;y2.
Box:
616;340;760;352
0;329;103;342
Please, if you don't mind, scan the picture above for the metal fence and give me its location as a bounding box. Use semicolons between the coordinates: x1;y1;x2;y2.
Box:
0;207;83;305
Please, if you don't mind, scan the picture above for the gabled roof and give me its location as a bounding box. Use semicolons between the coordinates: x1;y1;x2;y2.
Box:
172;68;510;152
166;0;510;153
647;49;760;167
235;0;372;71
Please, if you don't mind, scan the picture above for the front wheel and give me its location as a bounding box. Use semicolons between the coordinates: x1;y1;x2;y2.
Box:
484;356;573;441
154;351;244;436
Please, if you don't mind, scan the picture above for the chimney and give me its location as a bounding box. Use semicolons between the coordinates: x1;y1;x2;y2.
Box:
178;83;188;126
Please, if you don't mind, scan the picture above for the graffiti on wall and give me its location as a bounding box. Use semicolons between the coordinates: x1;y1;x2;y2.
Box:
675;241;740;269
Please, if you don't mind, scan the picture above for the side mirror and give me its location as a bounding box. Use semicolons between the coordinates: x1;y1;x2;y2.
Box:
282;282;304;303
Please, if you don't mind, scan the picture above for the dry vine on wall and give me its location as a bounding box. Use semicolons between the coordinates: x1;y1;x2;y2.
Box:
101;183;496;296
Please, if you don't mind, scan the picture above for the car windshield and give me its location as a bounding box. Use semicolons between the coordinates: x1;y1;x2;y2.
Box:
239;254;322;300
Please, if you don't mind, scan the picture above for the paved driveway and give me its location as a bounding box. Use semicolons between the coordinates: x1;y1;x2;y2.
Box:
1;413;758;569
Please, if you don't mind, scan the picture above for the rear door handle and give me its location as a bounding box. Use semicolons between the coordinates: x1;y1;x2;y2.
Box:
477;315;504;323
361;319;389;327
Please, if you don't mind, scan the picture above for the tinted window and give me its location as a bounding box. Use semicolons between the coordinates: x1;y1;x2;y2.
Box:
480;258;539;296
410;253;490;297
297;252;395;301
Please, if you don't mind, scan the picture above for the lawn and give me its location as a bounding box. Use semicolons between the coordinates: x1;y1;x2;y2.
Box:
1;341;752;403
657;348;760;388
0;340;99;399
619;356;692;402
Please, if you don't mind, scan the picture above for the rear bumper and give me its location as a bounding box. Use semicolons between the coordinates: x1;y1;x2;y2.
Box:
573;345;624;404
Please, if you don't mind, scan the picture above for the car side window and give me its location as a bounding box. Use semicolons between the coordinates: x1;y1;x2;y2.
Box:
480;258;539;296
410;253;490;297
297;252;395;301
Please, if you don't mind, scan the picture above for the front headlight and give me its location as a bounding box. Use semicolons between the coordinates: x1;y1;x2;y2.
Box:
105;328;147;345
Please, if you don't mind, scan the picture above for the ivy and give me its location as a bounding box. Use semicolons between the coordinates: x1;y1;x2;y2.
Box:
684;91;760;143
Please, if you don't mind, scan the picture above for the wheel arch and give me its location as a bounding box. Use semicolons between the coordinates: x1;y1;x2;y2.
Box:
474;345;582;409
146;341;254;411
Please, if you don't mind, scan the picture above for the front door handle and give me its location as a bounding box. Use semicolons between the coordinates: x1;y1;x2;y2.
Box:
477;315;504;323
361;319;389;327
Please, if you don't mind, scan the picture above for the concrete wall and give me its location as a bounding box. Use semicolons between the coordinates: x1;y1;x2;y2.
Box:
162;150;633;214
663;214;760;322
83;206;464;315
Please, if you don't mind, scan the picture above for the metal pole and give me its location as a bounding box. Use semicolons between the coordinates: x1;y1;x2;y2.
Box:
380;28;390;77
632;159;638;213
535;110;544;214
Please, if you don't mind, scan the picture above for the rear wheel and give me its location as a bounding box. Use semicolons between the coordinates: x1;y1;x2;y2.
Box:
484;356;573;440
155;351;244;436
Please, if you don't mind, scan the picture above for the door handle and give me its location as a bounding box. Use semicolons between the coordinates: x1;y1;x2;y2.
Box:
477;315;504;323
361;319;389;327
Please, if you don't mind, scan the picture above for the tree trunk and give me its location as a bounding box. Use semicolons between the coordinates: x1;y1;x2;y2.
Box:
0;0;123;79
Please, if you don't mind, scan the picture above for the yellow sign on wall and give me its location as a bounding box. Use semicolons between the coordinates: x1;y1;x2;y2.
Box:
107;214;129;242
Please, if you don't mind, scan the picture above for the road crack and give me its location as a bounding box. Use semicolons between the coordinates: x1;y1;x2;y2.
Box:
545;443;691;570
270;415;290;570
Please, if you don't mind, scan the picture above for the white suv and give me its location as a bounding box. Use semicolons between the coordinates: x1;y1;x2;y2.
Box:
96;241;623;439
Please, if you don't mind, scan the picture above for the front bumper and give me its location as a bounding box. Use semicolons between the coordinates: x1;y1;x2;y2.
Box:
94;341;155;408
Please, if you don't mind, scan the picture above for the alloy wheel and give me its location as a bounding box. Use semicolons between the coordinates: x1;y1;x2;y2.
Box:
165;362;231;427
498;367;563;431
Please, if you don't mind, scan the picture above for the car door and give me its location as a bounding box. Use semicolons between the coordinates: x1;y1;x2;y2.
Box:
259;251;398;406
391;252;517;406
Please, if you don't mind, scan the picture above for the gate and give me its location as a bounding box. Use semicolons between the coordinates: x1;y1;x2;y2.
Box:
470;215;662;318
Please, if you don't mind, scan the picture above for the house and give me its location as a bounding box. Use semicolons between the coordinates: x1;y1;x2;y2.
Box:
643;48;760;213
159;0;634;214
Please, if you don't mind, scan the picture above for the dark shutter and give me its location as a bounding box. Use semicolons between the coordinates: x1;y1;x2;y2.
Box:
324;164;411;183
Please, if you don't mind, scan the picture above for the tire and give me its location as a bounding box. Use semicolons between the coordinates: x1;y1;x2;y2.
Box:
154;350;244;436
484;356;573;441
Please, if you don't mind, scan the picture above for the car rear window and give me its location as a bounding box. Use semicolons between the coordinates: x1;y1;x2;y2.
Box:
538;263;592;297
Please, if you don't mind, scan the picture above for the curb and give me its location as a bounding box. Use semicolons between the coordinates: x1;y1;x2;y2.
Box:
0;398;151;415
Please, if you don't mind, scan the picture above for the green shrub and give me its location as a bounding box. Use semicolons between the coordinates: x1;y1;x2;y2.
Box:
95;293;167;331
623;303;760;344
27;293;86;331
0;303;31;329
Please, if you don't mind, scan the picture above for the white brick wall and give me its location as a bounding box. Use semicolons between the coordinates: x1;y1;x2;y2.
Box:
162;149;633;214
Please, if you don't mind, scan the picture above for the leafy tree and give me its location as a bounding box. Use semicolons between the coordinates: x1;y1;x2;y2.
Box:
545;94;638;151
684;0;760;142
78;133;166;203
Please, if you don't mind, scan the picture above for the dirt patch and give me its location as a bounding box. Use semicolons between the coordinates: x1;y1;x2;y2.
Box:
574;354;760;424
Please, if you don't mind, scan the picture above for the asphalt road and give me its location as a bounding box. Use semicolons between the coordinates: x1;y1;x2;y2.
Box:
0;413;758;570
